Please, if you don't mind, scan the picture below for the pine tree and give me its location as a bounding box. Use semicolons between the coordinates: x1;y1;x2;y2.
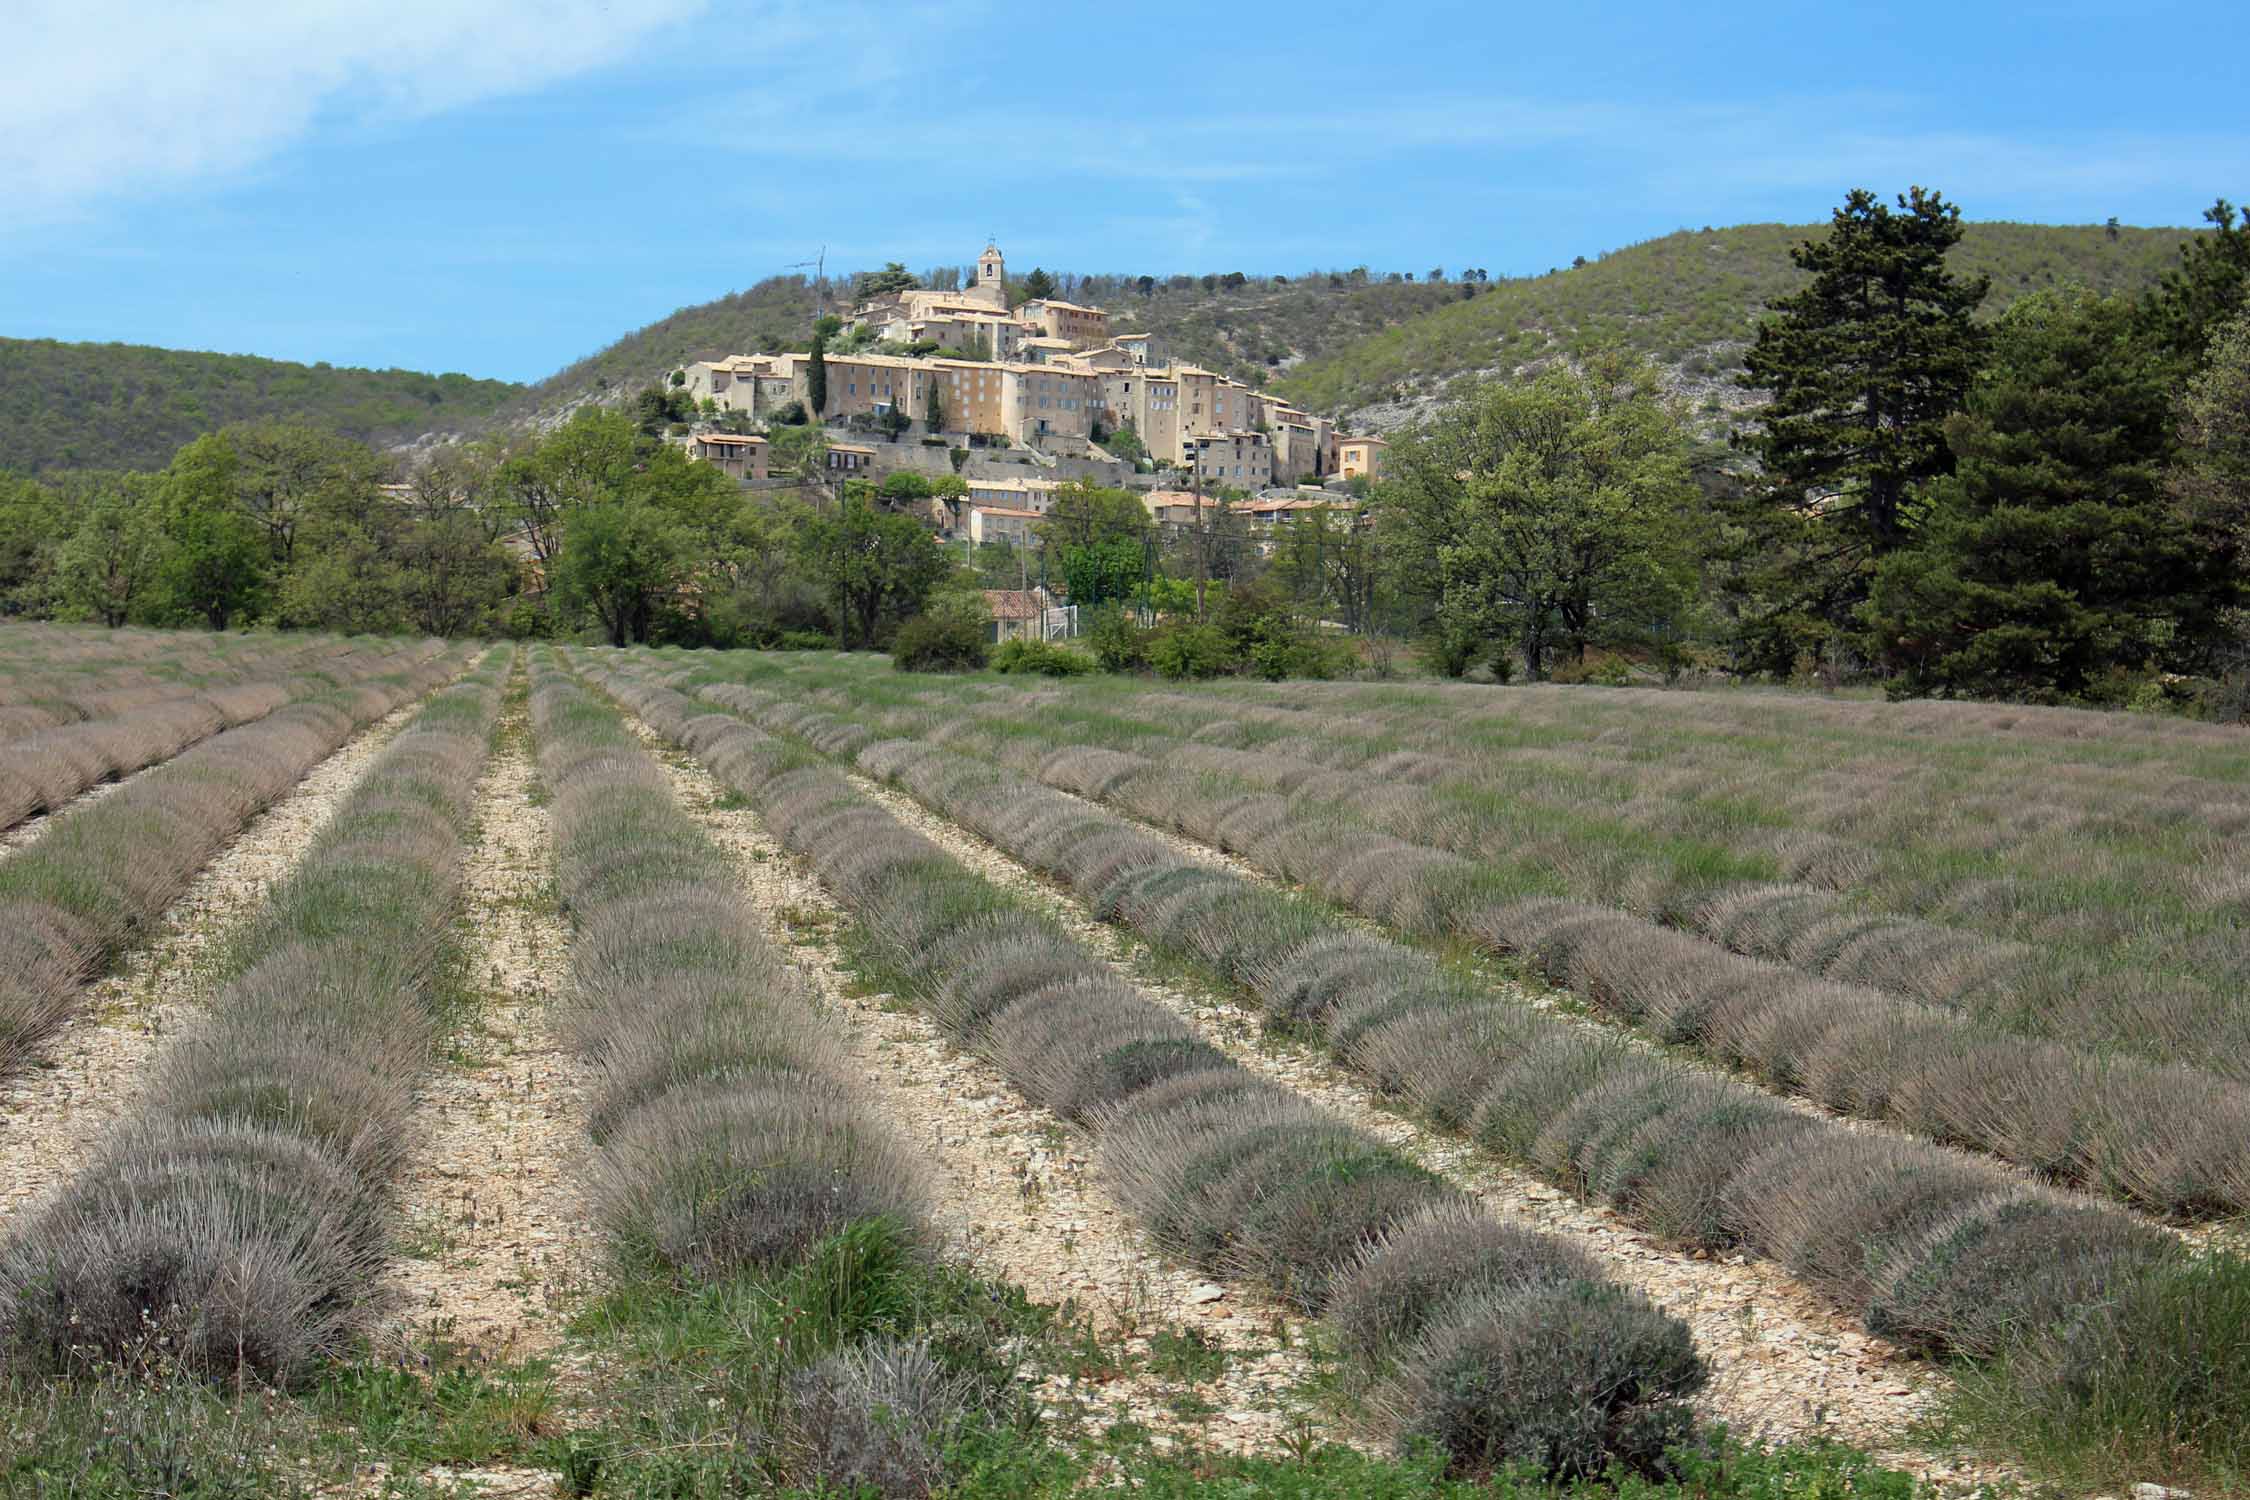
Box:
2142;197;2250;364
1735;188;1989;651
806;331;828;417
1865;290;2211;700
925;381;944;434
1020;267;1057;302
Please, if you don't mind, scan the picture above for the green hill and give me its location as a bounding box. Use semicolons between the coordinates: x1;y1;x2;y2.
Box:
1081;272;1460;387
503;270;1450;423
502;275;822;423
3;221;2205;473
509;224;2199;432
1274;221;2197;421
0;338;521;475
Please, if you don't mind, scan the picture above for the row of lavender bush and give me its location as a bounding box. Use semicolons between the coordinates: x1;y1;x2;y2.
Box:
0;638;432;831
0;641;465;1083
647;656;2250;1477
0;627;346;736
699;659;2250;1222
0;649;506;1382
587;655;1711;1482
532;652;1032;1495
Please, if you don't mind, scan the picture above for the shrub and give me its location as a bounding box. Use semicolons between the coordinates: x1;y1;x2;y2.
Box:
990;639;1093;676
1866;1191;2176;1359
1086;606;1152;671
1329;1202;1599;1370
583;994;851;1143
1950;1248;2250;1487
1384;1280;1705;1481
1147;622;1233;680
1418;626;1480;679
891;615;988;674
0;1122;387;1384
785;1335;975;1497
1547;654;1634;687
590;1074;929;1284
1727;1135;1994;1311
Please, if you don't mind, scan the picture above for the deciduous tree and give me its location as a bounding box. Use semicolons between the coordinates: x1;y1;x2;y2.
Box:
1060;537;1142;607
151;433;271;628
554;499;685;647
794;494;949;648
1038;481;1149;552
54;473;160;627
1385;354;1701;680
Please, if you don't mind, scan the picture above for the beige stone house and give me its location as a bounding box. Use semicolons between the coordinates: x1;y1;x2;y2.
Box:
1018;298;1109;348
1188;430;1272;488
683;354;796;417
967;476;1064;511
688;432;769;480
980;585;1065;642
1142;489;1225;527
800;352;945;428
1338;434;1389;481
967;504;1040;547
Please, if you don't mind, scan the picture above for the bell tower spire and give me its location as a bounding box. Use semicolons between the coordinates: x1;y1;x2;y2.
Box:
975;240;1007;309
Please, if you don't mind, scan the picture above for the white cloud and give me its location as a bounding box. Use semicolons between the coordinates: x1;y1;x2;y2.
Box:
0;0;712;220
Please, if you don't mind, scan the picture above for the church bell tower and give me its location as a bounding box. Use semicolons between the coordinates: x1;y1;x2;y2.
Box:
974;241;1007;309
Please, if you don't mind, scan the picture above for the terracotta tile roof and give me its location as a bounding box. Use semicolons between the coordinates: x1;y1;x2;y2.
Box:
982;589;1044;620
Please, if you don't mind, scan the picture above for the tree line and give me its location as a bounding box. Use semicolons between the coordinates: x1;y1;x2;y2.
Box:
1375;190;2250;712
0;410;957;650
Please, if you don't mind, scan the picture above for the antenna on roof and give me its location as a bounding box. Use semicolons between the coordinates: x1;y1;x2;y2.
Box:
784;246;829;329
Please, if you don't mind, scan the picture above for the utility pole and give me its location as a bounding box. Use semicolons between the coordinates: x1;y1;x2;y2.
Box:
1190;453;1207;620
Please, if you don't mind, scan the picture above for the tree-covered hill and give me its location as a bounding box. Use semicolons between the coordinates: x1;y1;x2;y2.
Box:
1274;221;2197;424
1081;272;1461;387
0;338;520;475
501;275;824;425
500;270;1448;424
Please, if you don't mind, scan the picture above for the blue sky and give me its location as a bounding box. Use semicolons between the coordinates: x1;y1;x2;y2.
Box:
3;0;2243;383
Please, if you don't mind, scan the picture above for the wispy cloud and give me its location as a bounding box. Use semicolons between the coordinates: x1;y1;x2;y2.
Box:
0;0;715;222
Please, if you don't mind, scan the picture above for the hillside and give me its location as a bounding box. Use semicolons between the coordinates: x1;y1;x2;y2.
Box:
1275;221;2195;426
0;338;521;475
4;222;2203;470
510;223;2196;433
504;270;1454;425
501;274;823;424
1075;272;1461;386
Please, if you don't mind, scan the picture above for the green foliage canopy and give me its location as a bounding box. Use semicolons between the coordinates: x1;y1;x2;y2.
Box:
1865;290;2216;699
1383;354;1702;680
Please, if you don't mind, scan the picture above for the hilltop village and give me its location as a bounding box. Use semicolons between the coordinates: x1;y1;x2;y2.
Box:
666;243;1387;545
